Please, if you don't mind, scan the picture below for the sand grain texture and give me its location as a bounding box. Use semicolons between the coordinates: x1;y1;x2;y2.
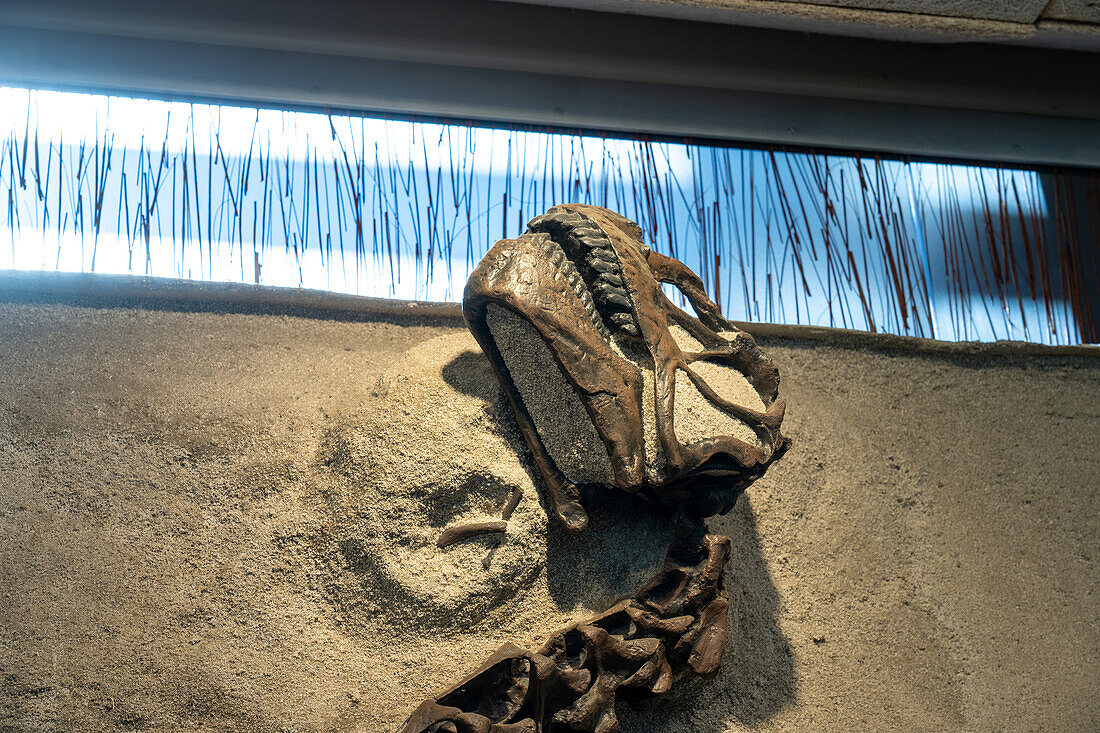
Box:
0;279;1097;732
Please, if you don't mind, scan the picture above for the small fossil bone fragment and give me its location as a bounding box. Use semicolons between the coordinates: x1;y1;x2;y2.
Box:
500;485;524;521
437;520;508;548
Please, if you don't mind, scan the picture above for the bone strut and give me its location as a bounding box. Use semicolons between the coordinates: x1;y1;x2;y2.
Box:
436;520;508;548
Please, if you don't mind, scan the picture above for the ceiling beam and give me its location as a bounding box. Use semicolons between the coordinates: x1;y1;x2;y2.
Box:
1;0;1098;167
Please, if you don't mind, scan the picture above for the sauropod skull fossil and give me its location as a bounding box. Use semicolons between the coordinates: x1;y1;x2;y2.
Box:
401;205;790;733
463;204;789;530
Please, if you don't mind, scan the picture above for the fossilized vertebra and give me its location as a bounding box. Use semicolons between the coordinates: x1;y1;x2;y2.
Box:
402;516;729;733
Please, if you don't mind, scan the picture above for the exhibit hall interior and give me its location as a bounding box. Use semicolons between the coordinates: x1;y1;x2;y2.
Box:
0;1;1097;731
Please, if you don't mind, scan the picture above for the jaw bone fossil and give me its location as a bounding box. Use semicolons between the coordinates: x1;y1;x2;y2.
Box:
401;205;789;733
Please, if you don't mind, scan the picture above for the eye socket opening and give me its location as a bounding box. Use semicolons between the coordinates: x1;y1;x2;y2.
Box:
661;282;707;326
685;452;750;478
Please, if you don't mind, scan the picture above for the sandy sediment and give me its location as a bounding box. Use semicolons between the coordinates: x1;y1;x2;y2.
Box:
0;278;1097;732
673;360;765;450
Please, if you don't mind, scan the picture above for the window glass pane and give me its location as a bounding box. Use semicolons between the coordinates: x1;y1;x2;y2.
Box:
2;87;1096;344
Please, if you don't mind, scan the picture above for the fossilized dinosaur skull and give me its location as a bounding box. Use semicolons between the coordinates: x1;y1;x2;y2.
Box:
464;204;789;531
398;206;790;733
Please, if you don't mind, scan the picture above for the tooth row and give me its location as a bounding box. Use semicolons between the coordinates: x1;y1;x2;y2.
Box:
566;260;611;339
599;289;632;309
549;245;565;268
581;239;640;335
527;211;641;339
590;274;640;337
531;233;610;339
586;257;616;275
570;226;603;240
586;247;616;264
608;312;639;336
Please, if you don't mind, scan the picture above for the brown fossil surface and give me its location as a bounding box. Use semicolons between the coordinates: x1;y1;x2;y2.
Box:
464;205;789;529
404;206;790;732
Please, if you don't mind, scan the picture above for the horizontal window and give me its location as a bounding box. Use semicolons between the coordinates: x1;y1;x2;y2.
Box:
2;87;1096;344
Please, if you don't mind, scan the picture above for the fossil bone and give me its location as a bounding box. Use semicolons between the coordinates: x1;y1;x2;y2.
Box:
404;205;789;732
437;520;509;549
402;514;731;733
463;204;789;528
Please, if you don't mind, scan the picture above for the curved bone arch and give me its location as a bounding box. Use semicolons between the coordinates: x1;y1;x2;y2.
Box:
401;205;789;733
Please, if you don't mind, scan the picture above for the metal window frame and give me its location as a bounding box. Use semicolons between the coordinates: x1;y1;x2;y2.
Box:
1;0;1099;168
